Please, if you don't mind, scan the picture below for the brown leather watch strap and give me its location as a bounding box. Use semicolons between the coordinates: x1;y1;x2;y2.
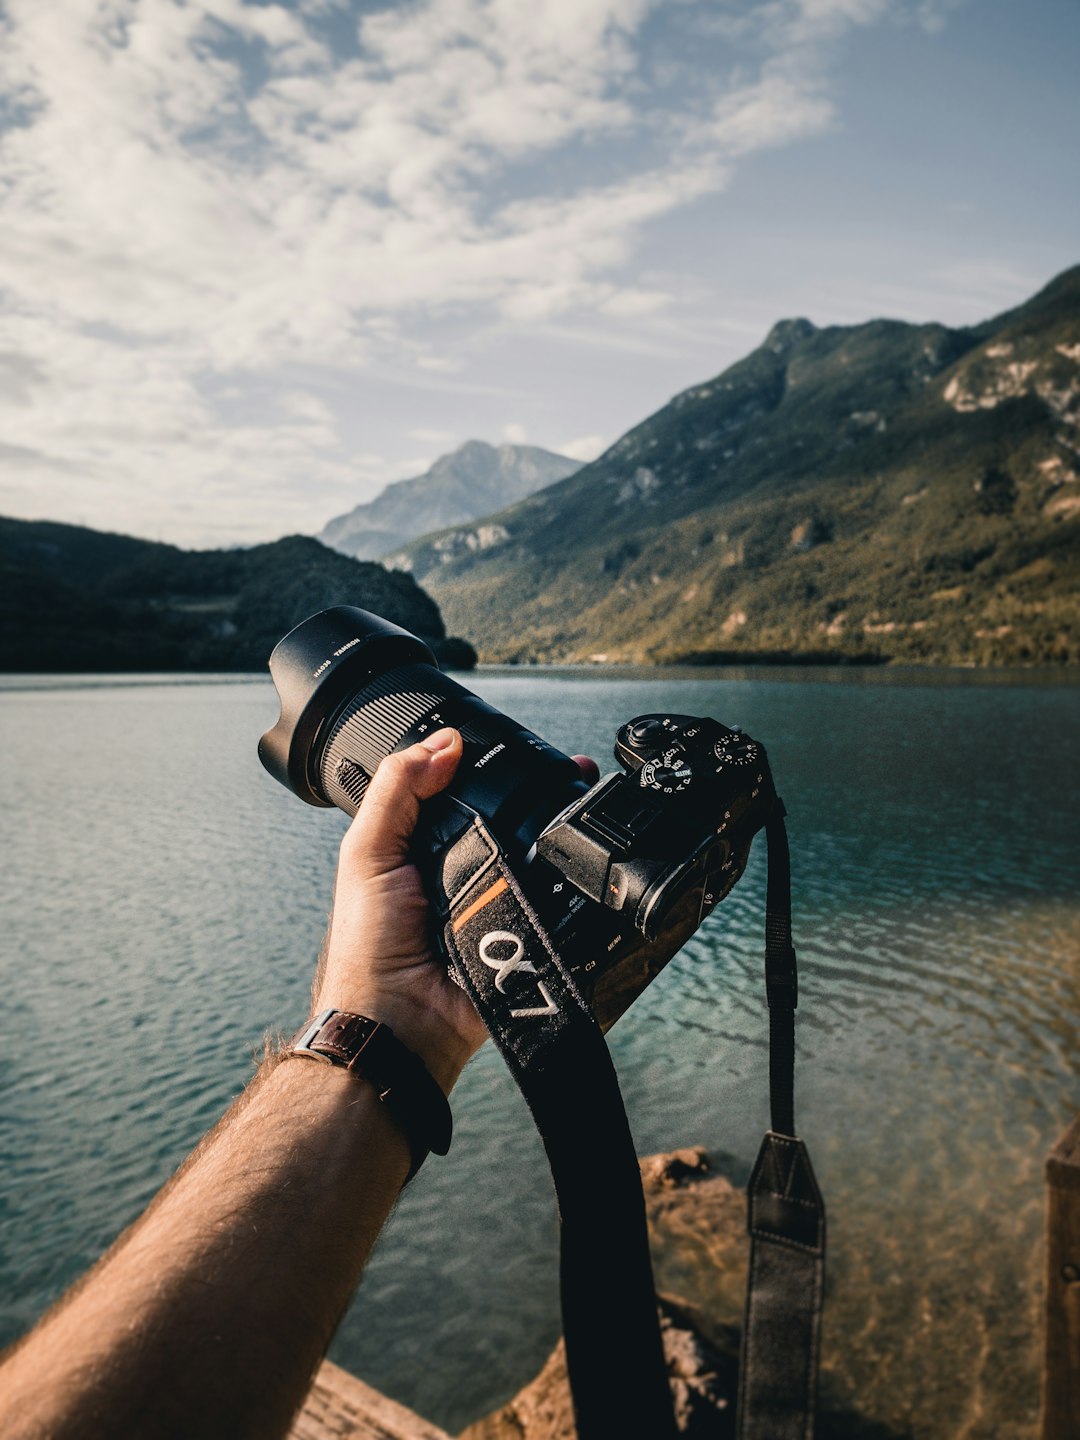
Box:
286;1009;452;1180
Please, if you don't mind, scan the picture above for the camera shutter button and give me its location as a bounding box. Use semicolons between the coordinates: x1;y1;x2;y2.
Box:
627;719;665;748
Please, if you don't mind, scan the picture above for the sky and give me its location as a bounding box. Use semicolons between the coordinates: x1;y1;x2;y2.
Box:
0;0;1077;549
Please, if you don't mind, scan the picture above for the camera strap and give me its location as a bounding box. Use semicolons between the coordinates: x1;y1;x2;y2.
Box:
737;808;826;1440
430;799;823;1440
431;800;677;1440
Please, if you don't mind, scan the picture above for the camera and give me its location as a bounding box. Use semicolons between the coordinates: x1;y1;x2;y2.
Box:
259;606;777;1031
260;606;822;1440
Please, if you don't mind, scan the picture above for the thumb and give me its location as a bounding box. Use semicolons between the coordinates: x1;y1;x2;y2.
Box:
340;727;462;880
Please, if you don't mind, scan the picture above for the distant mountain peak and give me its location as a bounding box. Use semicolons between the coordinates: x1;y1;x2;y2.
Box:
765;317;817;351
319;439;581;562
435;438;494;466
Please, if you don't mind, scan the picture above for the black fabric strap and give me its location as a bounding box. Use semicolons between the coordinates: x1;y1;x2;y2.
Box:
737;809;826;1440
434;810;677;1440
431;798;823;1440
737;1134;825;1440
764;806;797;1137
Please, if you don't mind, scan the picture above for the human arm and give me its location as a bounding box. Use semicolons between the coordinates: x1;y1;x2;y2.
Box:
0;728;481;1440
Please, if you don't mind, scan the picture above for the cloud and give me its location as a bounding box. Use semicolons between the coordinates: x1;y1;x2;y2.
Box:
0;349;47;407
0;0;944;544
415;354;464;374
704;70;835;156
559;433;608;462
502;422;528;444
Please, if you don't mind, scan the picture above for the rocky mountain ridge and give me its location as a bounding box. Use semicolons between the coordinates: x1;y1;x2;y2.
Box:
320;439;581;561
390;265;1080;666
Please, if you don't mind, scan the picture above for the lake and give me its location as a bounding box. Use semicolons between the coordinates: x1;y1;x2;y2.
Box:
1;666;1078;1437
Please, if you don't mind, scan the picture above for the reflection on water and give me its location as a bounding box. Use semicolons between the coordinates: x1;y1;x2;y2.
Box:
0;668;1077;1437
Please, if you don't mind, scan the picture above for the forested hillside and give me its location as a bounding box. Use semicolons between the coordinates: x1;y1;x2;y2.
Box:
0;520;474;671
391;266;1080;666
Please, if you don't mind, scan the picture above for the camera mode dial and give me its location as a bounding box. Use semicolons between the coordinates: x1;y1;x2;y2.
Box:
639;747;693;795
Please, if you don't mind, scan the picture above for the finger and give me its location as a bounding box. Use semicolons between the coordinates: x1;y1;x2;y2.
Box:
572;754;600;786
341;728;462;880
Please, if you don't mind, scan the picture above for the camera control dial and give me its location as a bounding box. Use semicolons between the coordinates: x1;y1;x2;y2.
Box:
639;748;693;794
713;734;760;769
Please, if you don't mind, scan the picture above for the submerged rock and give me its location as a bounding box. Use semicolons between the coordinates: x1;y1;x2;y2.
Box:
458;1295;737;1440
642;1147;749;1349
458;1147;748;1440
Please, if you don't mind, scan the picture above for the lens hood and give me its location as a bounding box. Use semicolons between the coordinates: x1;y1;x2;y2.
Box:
258;606;436;806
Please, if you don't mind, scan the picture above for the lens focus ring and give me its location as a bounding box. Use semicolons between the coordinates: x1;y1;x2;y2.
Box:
319;664;448;812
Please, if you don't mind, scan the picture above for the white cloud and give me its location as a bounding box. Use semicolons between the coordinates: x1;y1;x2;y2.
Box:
914;0;966;35
502;422;528;444
0;0;945;544
705;70;835;156
283;391;338;432
559;433;608;462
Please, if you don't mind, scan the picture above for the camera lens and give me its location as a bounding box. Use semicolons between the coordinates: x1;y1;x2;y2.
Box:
259;607;588;858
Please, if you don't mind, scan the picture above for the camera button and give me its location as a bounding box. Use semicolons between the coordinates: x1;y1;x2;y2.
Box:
626;719;665;748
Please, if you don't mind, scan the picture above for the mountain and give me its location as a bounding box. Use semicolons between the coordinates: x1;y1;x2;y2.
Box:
0;519;475;671
319;440;582;560
391;266;1080;666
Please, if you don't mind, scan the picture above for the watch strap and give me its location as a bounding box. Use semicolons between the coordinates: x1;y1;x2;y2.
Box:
287;1009;452;1180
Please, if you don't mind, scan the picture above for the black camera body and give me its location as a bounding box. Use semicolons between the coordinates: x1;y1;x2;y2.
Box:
528;711;774;1029
259;606;776;1032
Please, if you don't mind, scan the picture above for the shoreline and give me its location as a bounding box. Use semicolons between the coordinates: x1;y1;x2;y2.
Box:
2;660;1079;691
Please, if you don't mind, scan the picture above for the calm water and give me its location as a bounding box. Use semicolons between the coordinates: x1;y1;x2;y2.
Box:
1;667;1078;1437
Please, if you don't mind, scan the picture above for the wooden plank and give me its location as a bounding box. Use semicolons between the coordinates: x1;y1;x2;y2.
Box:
290;1359;454;1440
1040;1113;1080;1440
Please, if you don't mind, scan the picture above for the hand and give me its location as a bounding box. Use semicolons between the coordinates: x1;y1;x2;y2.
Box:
314;730;599;1095
313;728;479;1094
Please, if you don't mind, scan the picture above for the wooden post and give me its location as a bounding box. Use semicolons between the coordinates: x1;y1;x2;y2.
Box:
1041;1113;1080;1440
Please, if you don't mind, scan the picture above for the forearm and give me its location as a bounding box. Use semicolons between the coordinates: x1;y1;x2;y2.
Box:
0;730;487;1439
0;1057;429;1440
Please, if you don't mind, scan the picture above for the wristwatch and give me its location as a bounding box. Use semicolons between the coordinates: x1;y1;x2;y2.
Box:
286;1009;452;1180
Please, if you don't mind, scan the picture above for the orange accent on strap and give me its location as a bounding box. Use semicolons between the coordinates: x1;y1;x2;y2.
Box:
452;876;508;934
